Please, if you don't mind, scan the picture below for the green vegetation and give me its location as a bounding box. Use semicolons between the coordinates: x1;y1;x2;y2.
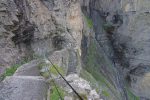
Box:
83;39;140;100
50;85;65;100
102;90;110;97
126;87;140;100
50;65;65;76
40;63;65;79
0;58;31;81
0;64;19;81
83;39;121;100
3;64;19;76
85;16;93;28
41;71;50;78
85;40;111;86
40;63;66;100
74;93;88;100
80;69;98;89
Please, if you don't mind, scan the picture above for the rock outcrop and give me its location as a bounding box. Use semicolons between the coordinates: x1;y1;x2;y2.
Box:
81;0;150;99
0;0;26;72
65;74;101;100
1;0;150;100
0;60;48;100
0;58;102;100
116;1;150;99
0;76;48;100
0;0;83;74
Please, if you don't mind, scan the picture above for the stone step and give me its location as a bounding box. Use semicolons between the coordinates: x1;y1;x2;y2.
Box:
0;76;48;100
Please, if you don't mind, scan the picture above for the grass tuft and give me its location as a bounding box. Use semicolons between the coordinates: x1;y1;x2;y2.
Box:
50;65;65;76
102;90;110;97
0;58;31;81
85;16;93;28
40;63;65;79
126;87;140;100
50;85;65;100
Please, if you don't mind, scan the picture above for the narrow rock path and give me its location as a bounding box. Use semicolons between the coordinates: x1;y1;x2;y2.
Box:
0;60;48;100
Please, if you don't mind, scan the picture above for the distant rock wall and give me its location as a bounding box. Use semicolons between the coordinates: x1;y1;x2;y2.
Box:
81;0;150;99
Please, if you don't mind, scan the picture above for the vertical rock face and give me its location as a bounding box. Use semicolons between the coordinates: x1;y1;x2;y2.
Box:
1;0;150;100
0;0;83;74
81;0;150;99
0;0;25;71
116;1;150;99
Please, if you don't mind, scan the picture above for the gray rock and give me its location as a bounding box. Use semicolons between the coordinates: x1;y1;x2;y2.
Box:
130;74;150;99
89;90;100;100
0;0;25;70
48;49;69;69
14;60;42;76
115;1;150;98
65;74;101;100
0;76;48;100
0;0;83;78
64;96;73;100
67;50;80;75
81;0;150;99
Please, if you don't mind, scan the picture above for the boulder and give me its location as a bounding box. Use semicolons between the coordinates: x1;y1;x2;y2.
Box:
14;60;42;76
0;76;48;100
64;96;73;100
65;74;101;100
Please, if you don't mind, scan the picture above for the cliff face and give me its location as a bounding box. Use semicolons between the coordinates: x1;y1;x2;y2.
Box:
81;0;150;99
0;0;83;74
1;0;150;100
116;1;150;99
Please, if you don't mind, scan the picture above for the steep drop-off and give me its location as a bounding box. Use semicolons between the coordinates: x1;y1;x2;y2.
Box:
0;0;150;100
81;0;150;100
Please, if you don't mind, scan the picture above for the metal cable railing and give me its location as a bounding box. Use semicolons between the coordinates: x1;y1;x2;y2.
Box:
46;65;63;100
47;58;84;100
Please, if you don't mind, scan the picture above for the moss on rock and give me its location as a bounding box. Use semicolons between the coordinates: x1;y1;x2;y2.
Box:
83;39;121;100
50;85;65;100
39;61;65;79
84;16;93;28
